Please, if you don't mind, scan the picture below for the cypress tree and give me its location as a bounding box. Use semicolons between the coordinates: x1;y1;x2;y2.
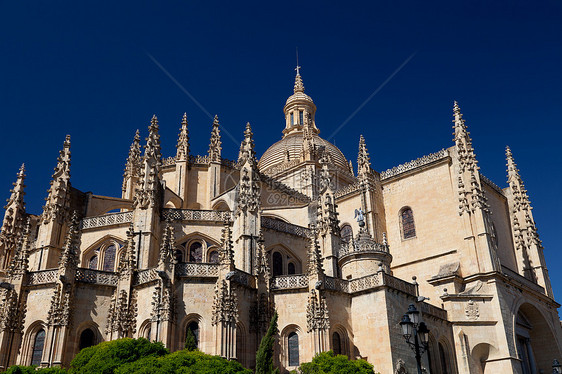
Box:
255;311;279;374
184;329;197;351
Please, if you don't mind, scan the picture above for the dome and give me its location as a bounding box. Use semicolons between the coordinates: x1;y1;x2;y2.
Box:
258;132;349;174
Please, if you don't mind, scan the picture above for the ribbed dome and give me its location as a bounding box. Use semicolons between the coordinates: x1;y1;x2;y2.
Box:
258;133;349;174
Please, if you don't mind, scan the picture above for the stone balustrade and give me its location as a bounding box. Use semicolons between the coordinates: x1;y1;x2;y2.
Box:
261;217;311;238
162;209;231;222
81;211;133;230
176;263;220;278
25;270;58;286
75;268;118;286
270;274;308;290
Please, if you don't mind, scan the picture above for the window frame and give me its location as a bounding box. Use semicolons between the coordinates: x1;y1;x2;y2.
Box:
399;206;417;240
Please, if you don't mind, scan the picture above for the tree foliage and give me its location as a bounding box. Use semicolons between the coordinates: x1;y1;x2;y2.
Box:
68;338;168;374
297;351;375;374
114;349;251;374
184;329;197;351
6;366;67;374
255;311;279;374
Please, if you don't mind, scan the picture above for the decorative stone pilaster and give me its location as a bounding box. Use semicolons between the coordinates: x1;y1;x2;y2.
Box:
211;279;239;359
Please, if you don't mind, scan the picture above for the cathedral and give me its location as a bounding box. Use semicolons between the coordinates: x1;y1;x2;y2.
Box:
0;68;560;374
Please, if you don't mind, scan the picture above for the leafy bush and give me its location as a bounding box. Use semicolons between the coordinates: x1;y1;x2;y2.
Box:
6;366;67;374
114;349;251;374
297;351;375;374
68;338;168;374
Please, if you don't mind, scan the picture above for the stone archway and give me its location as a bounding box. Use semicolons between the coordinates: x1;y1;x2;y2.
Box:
515;303;559;374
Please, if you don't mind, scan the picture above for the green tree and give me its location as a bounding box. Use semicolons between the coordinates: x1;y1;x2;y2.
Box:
68;338;168;374
114;349;251;374
184;328;197;351
6;366;66;374
297;351;375;374
255;311;279;374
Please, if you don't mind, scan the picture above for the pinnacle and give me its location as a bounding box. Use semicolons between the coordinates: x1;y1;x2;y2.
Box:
294;68;305;93
18;163;25;174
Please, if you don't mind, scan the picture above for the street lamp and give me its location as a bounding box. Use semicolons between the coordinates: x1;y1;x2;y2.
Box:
400;304;430;374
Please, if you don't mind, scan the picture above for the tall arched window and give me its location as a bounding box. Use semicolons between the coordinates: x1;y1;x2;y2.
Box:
209;250;219;263
400;207;416;239
187;321;199;348
79;329;96;350
31;329;45;366
272;252;283;276
332;332;341;355
438;342;451;374
175;249;183;263
340;225;353;245
103;245;117;271
288;332;299;367
189;242;203;263
287;262;296;275
88;255;98;270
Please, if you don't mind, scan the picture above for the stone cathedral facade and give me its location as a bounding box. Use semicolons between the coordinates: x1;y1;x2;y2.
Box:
0;69;561;374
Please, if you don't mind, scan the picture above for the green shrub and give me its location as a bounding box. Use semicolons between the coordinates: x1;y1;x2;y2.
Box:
297;351;375;374
6;366;67;374
114;349;251;374
68;338;168;374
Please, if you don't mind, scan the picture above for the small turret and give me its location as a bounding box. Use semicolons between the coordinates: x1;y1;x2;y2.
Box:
0;164;27;269
208;115;222;163
176;113;190;161
42;135;72;224
133;116;162;210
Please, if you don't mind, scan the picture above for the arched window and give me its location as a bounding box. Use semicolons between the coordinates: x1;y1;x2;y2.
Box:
79;329;96;350
187;321;199;348
31;329;45;366
209;250;219;264
88;255;98;270
438;342;451;374
189;242;203;263
341;225;353;245
288;262;296;275
332;332;341;355
175;249;183;263
103;245;117;271
400;207;416;239
288;332;299;367
272;252;283;276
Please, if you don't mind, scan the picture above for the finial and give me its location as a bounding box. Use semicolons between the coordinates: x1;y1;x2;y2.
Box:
294;65;305;93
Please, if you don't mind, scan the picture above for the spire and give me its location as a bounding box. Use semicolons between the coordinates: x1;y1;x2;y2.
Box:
133;116;162;209
7;217;31;279
176;113;190;161
307;226;324;276
219;219;234;267
294;65;305;93
122;130;141;193
58;211;80;272
506;146;531;213
0;164;27;266
453;101;477;173
357;135;371;177
208;115;222;163
238;122;257;165
159;221;175;267
42;135;72;224
118;223;136;274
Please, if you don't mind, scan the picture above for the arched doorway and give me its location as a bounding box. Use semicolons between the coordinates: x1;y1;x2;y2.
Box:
79;328;96;350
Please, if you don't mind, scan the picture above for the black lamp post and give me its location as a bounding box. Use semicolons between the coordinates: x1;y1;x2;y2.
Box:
400;304;430;374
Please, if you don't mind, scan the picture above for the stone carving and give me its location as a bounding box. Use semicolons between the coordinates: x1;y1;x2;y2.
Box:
175;263;220;277
42;135;72;224
118;223;136;276
237;168;260;213
58;211;81;274
0;288;25;334
134;268;159;286
211;280;238;326
208;115;222;162
0;164;27;269
357;135;371;177
7;218;31;280
261;217;311;238
75;269;119;286
47;284;72;327
25;270;58;285
151;285;175;323
106;289;137;337
219;220;235;267
159;221;176;268
395;359;409;374
176;113;190;161
306;289;329;332
162;209;231;222
270;274;308;290
81;211;133;230
465;299;479;320
380;149;448;180
133;115;162;209
307;226;324;276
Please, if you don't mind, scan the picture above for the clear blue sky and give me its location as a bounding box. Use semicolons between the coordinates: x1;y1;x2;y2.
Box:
1;1;561;298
